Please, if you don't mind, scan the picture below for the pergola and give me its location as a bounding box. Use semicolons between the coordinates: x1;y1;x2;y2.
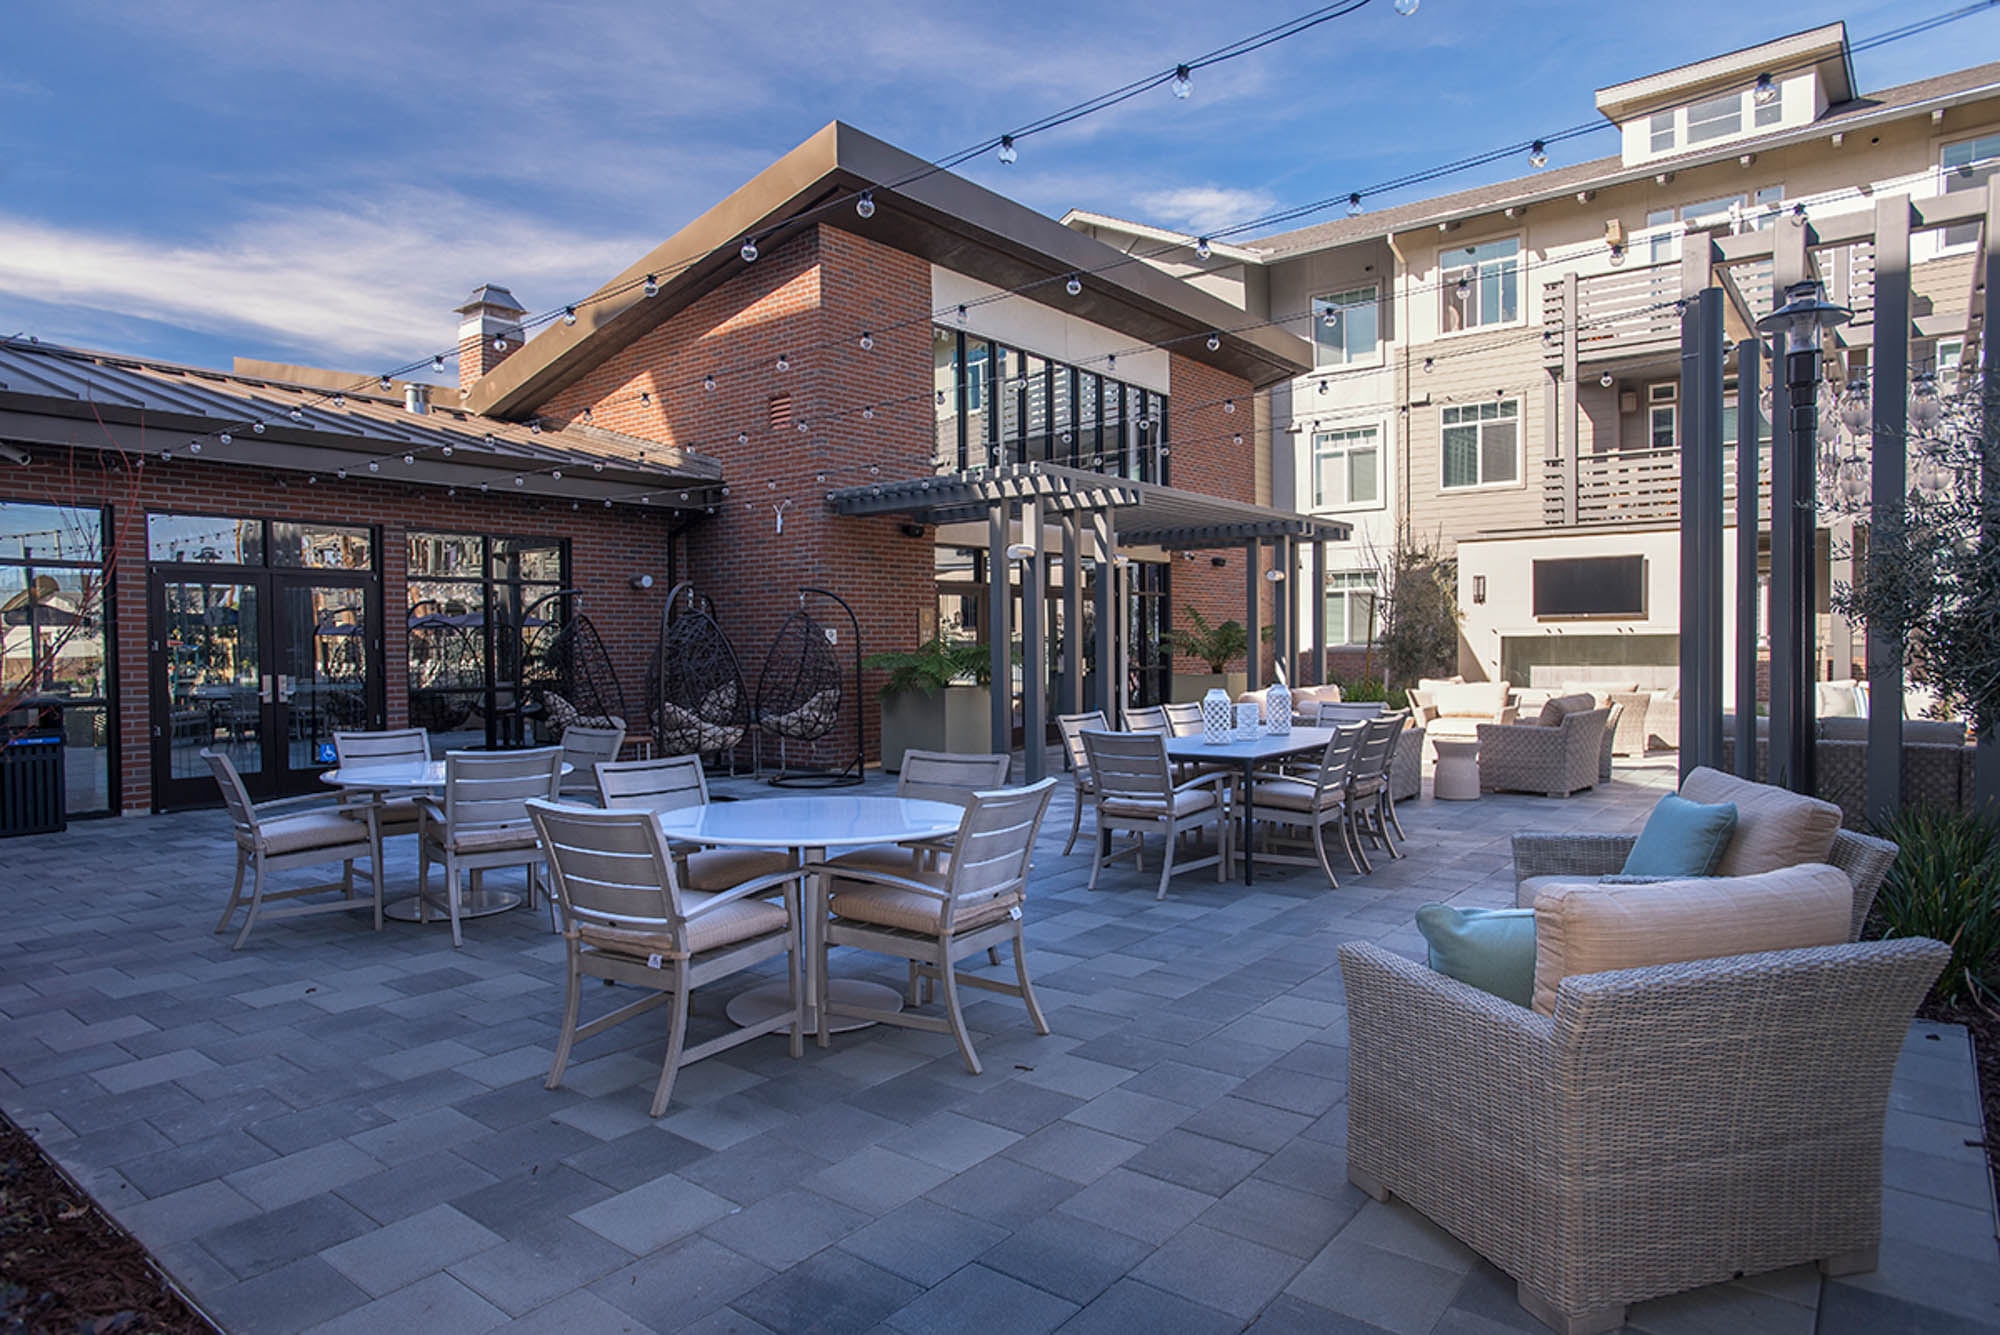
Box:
828;462;1351;780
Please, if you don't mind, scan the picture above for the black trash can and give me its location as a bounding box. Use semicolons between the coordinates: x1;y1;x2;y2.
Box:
2;707;66;837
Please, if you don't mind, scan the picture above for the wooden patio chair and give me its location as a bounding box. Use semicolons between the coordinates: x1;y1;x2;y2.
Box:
557;723;627;802
1054;710;1106;856
1245;722;1368;887
594;754;792;891
1080;730;1230;899
204;749;382;951
415;747;563;946
332;727;430;845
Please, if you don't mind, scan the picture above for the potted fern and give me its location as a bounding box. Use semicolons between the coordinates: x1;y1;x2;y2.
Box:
864;634;992;772
1166;604;1250;703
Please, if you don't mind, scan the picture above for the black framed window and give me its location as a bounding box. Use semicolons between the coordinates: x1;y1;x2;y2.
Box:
933;328;1168;484
2;499;113;815
406;530;567;752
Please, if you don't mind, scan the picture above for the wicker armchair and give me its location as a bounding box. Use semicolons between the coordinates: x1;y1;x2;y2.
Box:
1475;708;1609;798
1390;723;1425;804
1595;703;1622;786
1339;935;1946;1335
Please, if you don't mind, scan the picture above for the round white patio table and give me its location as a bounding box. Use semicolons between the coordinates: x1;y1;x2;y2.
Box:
654;794;965;1036
320;760;571;922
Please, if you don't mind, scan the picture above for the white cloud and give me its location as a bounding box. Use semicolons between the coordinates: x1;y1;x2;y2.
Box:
0;192;649;368
1133;185;1281;234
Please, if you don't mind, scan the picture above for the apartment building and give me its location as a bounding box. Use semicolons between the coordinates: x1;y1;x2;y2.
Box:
1069;22;1999;694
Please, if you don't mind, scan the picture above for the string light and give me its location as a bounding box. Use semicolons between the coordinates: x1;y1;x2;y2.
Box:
740;238;759;262
253;422;265;434
1223;399;1235;415
1195;237;1212;260
378;375;392;390
859;332;873;350
703;373;716;391
288;407;303;421
1346;193;1362;216
1206;333;1221;351
776;353;790;372
1529;140;1548;169
956;304;968;326
218;433;232;445
857;192;876;219
1171;65;1193;99
643;274;660;297
189;440;201;453
1065;275;1082;296
431;355;445;372
1394;0;1418;13
403;453;414;465
997;134;1017;165
1600;371;1614;388
563;306;577;325
1753;72;1778;106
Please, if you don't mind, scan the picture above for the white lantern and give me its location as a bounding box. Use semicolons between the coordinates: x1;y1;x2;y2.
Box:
1234;702;1260;741
1202;688;1234;745
1264;676;1292;735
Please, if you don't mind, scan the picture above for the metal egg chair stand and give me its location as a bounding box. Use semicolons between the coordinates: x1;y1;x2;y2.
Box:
406;600;483;739
645;583;749;766
520;588;628;742
756;587;863;788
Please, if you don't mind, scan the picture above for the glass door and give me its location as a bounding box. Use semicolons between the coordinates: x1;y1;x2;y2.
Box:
273;577;379;792
154;577;266;808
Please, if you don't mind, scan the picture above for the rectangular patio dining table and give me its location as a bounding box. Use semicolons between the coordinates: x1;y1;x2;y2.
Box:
1162;725;1339;884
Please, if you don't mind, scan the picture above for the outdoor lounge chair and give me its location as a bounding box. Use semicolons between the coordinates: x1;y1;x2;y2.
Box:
204;749;382;951
809;778;1057;1075
527;799;804;1117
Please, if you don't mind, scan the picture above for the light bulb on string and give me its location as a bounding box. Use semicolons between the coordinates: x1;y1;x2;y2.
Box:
1206;333;1220;351
1753;72;1778;106
1529;140;1548;169
492;335;507;352
1394;0;1418;13
1171;65;1192;99
403;454;414;466
219;433;232;446
367;461;379;472
442;445;453;456
703;373;715;391
1608;243;1626;266
1600;371;1614;388
956;304;968;326
1106;354;1117;371
288;407;303;421
1195;237;1211;260
740;238;759;262
863;405;875;420
252;421;265;434
529;419;542;434
776;353;790;372
1423;357;1435;374
189;440;201;453
997;134;1017;164
1456;276;1470;299
1223;399;1236;415
378;375;392;390
1346;193;1363;217
563;306;577;325
856;191;875;219
514;475;524;486
736;432;748;446
643;274;660;297
1065;274;1082;296
859;331;873;350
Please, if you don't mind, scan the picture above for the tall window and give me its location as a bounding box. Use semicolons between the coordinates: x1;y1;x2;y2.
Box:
933;328;1168;483
1441;238;1519;332
1324;571;1378;645
1311;427;1382;510
1937;337;1966;394
1942;132;2000;250
1312;287;1379;367
1441;399;1520;490
1648;110;1676;154
1648;384;1677;451
406;531;566;752
1;501;111;814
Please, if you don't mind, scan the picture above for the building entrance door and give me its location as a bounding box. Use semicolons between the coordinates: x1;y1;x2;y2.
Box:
150;569;381;808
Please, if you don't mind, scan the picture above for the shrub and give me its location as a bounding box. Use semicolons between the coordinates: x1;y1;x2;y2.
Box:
863;635;990;698
1869;806;2000;1009
1165;605;1248;674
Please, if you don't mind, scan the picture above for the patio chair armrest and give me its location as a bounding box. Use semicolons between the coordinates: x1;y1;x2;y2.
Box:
1170;770;1230;796
685;868;805;912
414;796;446;826
801;863;949;900
1510;833;1635;902
250;790;351;817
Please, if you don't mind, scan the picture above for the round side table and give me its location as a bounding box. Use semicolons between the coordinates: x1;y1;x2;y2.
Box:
1432;739;1482;801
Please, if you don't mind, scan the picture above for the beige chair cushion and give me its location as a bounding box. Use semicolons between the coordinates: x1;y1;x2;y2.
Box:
1515;874;1604;904
1250;776;1339;813
830;877;1021;935
441;822;541;855
1293;684;1344;707
254;811;371;855
1679;766;1842;877
827;845;933;877
376;798;424;827
579;893;790;958
683;847;794;892
1536;692;1597;727
1529;863;1852;1015
1433;681;1510;718
1101;788;1218;819
1416;677;1465;694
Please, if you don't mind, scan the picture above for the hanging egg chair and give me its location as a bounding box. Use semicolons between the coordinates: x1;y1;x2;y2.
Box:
645;583;748;761
756;587;863;787
521;589;628;741
406;599;483;735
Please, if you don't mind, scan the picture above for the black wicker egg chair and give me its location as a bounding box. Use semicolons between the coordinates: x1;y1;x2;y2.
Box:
521;589;628;741
406;600;483;736
645;583;748;762
755;587;863;788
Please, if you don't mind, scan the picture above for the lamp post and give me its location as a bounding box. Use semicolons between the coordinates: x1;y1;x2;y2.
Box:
1756;279;1851;795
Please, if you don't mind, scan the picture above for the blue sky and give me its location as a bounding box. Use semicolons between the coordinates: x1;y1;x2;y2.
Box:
2;0;1992;379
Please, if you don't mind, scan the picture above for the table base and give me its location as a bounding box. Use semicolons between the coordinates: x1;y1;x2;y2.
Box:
726;979;903;1035
384;888;524;922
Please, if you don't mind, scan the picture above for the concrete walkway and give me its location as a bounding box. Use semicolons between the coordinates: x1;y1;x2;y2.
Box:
1;758;1993;1334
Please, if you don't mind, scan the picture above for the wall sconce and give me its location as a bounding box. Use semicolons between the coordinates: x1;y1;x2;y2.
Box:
1005;541;1036;561
628;574;655;590
1210;556;1228;568
1263;567;1284;583
1473;575;1487;604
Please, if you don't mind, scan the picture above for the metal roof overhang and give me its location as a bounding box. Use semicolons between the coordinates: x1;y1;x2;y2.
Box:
826;462;1351;549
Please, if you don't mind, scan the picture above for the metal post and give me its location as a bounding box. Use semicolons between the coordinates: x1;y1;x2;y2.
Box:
1561;272;1581;527
1061;513;1083;717
1285;537;1302;683
1243;541;1262;692
1679;288;1726;777
1021;499;1046;783
1310;540;1328;686
1734;338;1762;778
988;502;1012;771
1767;224;1812;794
1867;196;1910;825
1093;509;1117;725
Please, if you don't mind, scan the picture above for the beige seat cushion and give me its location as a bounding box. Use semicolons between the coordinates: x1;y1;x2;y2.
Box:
579;893;790;959
375;798;424;828
827;845;934;878
1679;766;1842;876
440;821;541;855
1433;681;1511;718
1249;776;1340;813
1101;788;1218;819
830;877;1022;935
1515;874;1604;904
1536;692;1597;727
684;847;793;892
254;811;371;855
1529;864;1852;1014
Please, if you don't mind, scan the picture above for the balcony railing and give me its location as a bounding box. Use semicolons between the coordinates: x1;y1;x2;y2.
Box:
1545;446;1772;526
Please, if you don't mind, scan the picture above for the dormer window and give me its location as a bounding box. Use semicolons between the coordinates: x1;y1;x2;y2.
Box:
1649;112;1676;153
1685;91;1742;144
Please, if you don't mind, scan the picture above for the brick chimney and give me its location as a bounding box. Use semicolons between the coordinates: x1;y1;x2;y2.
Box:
455;284;528;397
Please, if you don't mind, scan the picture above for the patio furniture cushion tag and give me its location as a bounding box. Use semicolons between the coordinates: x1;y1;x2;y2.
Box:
647;952;664;969
1009;905;1022;920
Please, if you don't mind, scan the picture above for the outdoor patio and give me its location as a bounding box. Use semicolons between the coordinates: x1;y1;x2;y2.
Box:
1;760;1993;1335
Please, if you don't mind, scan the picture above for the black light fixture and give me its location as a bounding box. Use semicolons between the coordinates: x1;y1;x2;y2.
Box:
1473;575;1487;604
899;522;927;539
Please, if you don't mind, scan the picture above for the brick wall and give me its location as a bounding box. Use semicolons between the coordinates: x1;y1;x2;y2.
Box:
537;225;936;768
12;454;673;812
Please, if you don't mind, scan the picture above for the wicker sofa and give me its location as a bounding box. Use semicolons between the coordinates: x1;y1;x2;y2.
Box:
1341;768;1936;1334
1411;679;1516;743
1722;714;1975;829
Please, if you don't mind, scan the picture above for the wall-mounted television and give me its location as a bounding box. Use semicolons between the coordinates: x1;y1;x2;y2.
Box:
1532;555;1646;618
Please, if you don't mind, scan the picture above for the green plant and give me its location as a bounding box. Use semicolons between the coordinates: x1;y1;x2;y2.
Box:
1868;806;2000;1009
863;635;990;698
1164;604;1247;673
1339;675;1389;703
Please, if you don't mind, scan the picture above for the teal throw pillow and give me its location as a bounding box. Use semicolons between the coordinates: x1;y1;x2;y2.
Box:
1622;793;1738;877
1414;905;1537;1008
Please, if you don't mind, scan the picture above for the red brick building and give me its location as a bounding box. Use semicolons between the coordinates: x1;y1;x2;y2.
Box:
0;122;1337;815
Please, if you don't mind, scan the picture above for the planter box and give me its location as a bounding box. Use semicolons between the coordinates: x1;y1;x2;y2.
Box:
879;685;993;773
1;733;66;837
1170;672;1247;704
